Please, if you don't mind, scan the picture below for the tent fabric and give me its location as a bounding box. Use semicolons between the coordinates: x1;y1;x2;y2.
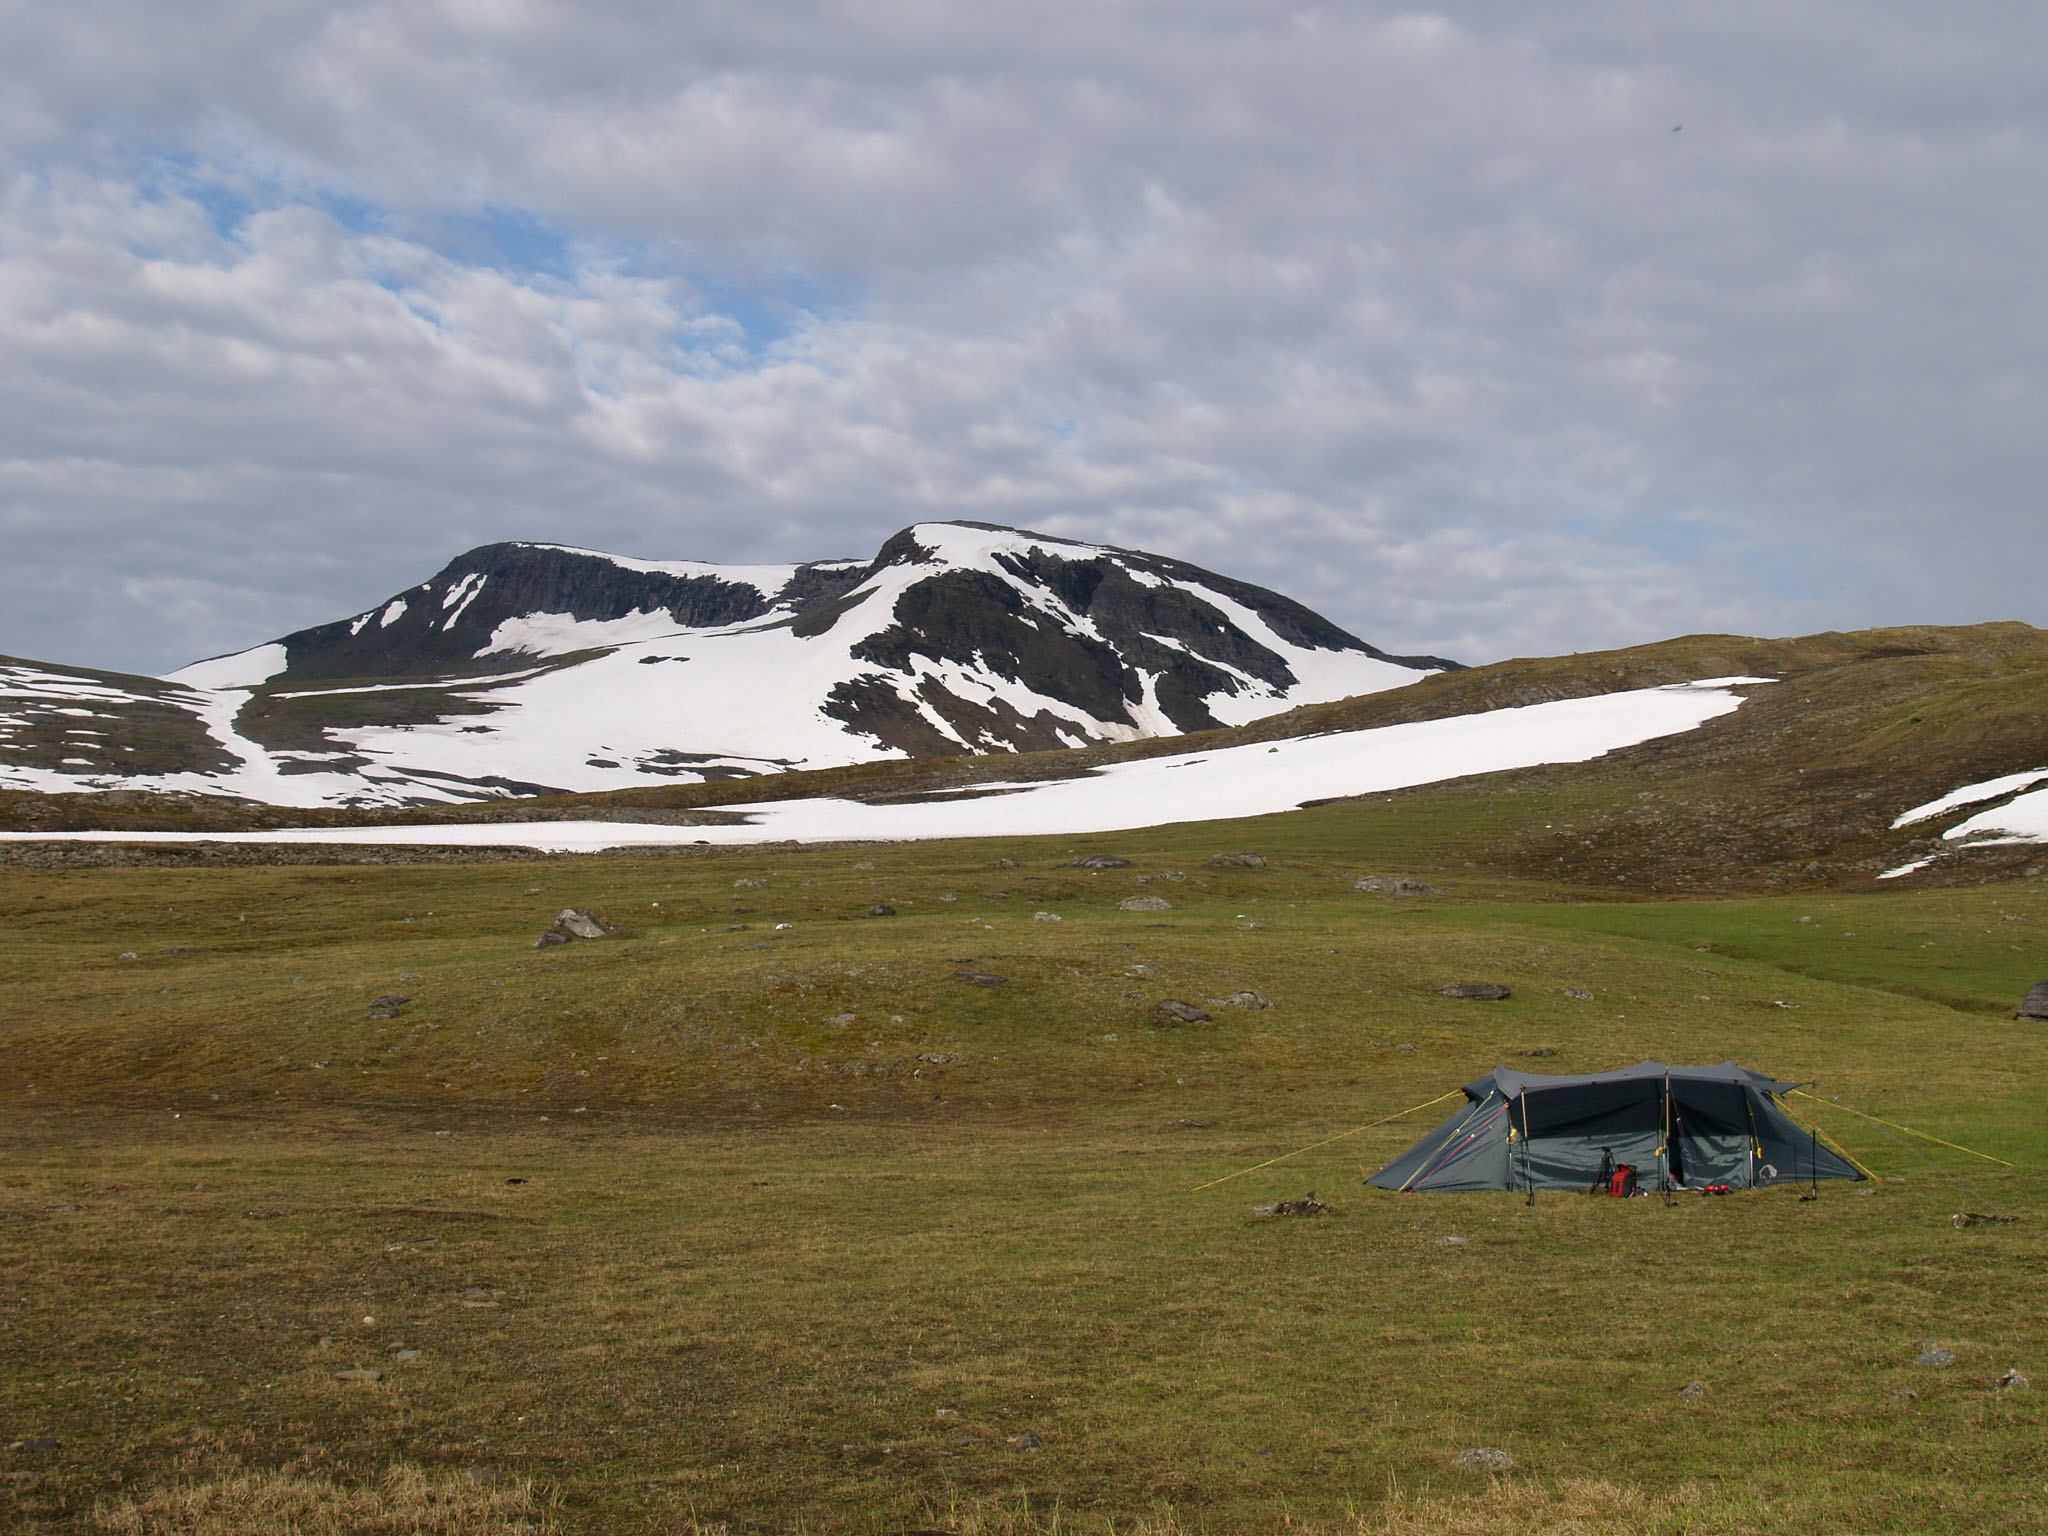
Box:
1367;1060;1863;1193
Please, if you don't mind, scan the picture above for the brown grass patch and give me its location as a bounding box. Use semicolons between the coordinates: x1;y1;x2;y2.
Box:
91;1463;554;1536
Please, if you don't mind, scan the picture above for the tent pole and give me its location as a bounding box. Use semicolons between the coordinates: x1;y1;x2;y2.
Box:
1662;1071;1673;1207
1521;1089;1534;1206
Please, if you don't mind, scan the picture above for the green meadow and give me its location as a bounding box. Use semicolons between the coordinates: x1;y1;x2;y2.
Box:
2;787;2044;1533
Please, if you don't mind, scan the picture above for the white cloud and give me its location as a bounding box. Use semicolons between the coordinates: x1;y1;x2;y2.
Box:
0;2;2044;673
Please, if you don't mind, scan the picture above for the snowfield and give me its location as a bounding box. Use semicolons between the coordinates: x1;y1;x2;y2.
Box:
0;678;1770;852
1881;767;2048;877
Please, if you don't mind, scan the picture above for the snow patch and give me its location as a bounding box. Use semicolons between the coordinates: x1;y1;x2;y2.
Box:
167;644;289;690
1892;768;2048;828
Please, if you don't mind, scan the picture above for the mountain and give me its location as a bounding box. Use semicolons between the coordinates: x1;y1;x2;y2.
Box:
0;523;1456;807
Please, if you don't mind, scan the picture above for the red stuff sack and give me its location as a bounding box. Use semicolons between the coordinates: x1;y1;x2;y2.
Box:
1608;1164;1638;1198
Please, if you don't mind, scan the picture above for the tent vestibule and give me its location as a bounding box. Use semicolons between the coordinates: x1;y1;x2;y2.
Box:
1366;1060;1863;1193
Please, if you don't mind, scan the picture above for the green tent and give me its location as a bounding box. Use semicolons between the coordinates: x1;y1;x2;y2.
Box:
1366;1060;1864;1193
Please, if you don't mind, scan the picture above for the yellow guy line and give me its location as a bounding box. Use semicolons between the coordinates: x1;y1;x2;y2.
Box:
1191;1089;1464;1194
1790;1089;2014;1168
1781;1102;1883;1183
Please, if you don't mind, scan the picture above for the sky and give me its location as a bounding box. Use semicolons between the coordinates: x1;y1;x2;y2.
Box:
3;1;2045;677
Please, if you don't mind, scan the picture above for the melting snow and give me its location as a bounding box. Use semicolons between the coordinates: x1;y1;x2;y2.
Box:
0;679;1764;851
1892;768;2048;828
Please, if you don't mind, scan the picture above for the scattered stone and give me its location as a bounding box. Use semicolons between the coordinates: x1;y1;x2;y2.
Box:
534;929;570;948
1170;1117;1207;1129
1209;851;1267;868
853;861;875;869
1252;1192;1331;1218
369;994;409;1012
1156;1000;1212;1024
2015;980;2048;1020
937;894;958;902
992;858;1017;868
733;877;769;888
917;1052;959;1065
1437;983;1511;1001
1436;1235;1468;1247
1124;963;1156;976
1679;1380;1705;1404
1995;1368;2030;1393
827;1013;857;1027
1396;1042;1417;1052
392;1348;424;1362
1356;877;1442;896
956;970;1008;987
1159;870;1187;882
6;1439;60;1453
1012;1430;1043;1451
1119;895;1173;912
1208;990;1272;1010
1236;921;1264;931
865;904;897;917
1068;854;1131;869
1915;1348;1957;1369
555;909;611;940
1453;1447;1513;1474
1520;1047;1556;1058
505;1177;527;1186
1890;1386;1918;1401
1033;910;1062;922
1562;986;1594;1001
117;951;138;962
334;1368;383;1382
1953;1211;2018;1227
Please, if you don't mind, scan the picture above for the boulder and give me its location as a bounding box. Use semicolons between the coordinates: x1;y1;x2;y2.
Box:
1068;854;1131;869
1915;1347;1957;1369
1119;895;1173;912
1209;852;1267;868
2016;980;2048;1020
555;909;611;940
1156;1000;1212;1024
533;929;569;948
1355;876;1443;896
1437;983;1511;1001
956;970;1008;987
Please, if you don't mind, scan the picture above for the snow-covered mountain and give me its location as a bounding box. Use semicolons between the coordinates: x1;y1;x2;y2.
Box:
1;522;1456;807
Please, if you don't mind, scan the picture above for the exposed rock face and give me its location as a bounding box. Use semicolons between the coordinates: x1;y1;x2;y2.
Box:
2016;980;2048;1019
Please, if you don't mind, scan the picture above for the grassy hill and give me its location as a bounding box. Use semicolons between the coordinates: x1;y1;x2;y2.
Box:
3;752;2046;1530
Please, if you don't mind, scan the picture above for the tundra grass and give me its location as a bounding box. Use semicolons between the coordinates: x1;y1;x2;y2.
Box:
2;807;2045;1532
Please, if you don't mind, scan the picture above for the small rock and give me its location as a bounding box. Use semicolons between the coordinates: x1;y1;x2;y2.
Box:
1253;1192;1332;1218
1124;963;1156;976
369;995;410;1010
1915;1348;1957;1369
937;894;958;902
1679;1380;1705;1403
2015;980;2048;1020
1890;1386;1918;1401
1237;921;1264;930
1995;1368;2030;1393
1033;911;1061;922
1436;1235;1468;1247
1396;1042;1417;1051
992;858;1017;868
1209;990;1272;1010
1068;854;1131;869
1520;1047;1556;1058
392;1348;424;1362
555;909;611;940
1209;851;1267;868
117;951;139;962
1156;1000;1212;1024
1453;1447;1512;1473
1159;870;1187;882
1356;877;1442;897
334;1368;383;1382
916;1052;959;1065
935;1407;959;1419
1119;895;1172;912
533;929;570;948
1952;1211;2018;1228
1562;986;1594;1001
1437;983;1511;1001
956;970;1008;987
1012;1430;1043;1451
867;904;896;917
733;877;769;889
853;861;875;869
827;1013;857;1027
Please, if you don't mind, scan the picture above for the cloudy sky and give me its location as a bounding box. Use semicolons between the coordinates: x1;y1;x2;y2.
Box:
4;2;2044;675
